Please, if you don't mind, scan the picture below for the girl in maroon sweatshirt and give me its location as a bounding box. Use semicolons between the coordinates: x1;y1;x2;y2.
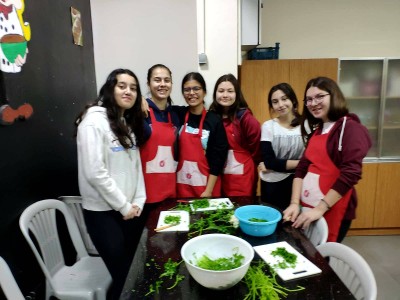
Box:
283;77;372;242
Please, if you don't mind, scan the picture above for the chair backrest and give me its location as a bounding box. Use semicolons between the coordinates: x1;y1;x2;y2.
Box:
303;216;329;247
301;206;328;247
58;196;98;255
317;242;377;300
0;256;25;300
19;199;89;289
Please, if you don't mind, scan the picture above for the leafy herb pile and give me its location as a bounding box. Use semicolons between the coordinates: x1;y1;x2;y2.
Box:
271;247;297;269
144;258;184;296
191;198;210;210
248;217;268;222
189;209;238;237
164;215;181;225
243;261;304;300
193;251;244;271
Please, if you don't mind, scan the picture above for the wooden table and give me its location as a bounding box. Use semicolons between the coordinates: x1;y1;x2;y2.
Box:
121;197;355;300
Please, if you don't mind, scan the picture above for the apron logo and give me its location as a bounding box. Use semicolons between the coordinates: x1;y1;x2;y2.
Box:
186;173;192;179
159;160;165;167
304;190;310;197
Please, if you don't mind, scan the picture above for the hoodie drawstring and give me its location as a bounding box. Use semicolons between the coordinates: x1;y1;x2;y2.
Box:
338;116;347;151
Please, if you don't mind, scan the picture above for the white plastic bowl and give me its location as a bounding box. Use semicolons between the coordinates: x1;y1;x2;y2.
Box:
180;233;254;290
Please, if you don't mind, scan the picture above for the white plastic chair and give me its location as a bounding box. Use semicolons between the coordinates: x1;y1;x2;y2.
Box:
58;196;98;255
19;199;112;300
317;242;377;300
301;207;328;247
0;256;25;300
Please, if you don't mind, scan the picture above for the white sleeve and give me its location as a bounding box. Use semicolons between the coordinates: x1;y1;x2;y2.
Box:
261;120;273;142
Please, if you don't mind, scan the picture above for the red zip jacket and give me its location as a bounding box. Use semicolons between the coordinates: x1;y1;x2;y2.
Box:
295;113;372;219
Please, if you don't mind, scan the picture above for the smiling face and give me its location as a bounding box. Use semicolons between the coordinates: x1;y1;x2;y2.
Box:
148;67;172;103
216;81;236;110
114;74;137;114
305;86;331;122
270;89;294;118
183;79;205;109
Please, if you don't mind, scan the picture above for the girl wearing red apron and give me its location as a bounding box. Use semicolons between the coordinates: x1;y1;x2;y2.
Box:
141;108;177;203
209;74;261;197
176;72;228;198
283;77;371;242
142;64;180;203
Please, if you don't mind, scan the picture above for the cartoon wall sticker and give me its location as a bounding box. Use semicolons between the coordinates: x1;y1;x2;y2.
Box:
0;0;33;125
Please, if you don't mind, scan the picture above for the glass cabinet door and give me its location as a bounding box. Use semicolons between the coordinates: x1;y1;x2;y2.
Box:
383;59;400;157
339;59;384;158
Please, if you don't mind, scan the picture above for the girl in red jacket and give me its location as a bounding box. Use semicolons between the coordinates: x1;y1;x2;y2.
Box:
209;74;261;197
283;77;371;242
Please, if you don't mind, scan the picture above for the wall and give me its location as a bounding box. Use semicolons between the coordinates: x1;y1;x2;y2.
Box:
260;0;400;59
90;0;239;107
90;0;198;105
199;0;239;106
0;0;96;297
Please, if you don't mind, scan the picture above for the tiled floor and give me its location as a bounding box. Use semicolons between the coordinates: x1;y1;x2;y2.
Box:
342;235;400;300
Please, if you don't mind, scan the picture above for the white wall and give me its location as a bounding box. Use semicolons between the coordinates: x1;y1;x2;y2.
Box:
198;0;239;106
260;0;400;59
90;0;198;105
90;0;240;107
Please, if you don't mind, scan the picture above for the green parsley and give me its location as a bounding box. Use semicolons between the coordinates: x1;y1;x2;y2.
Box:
248;217;268;222
164;215;181;225
194;251;244;271
189;209;236;237
191;199;210;210
243;261;304;300
271;247;297;269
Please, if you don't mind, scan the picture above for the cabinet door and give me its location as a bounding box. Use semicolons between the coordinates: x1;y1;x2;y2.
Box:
241;0;260;46
373;163;400;227
382;59;400;156
240;58;338;123
289;59;338;114
240;59;291;123
350;163;378;229
339;59;384;157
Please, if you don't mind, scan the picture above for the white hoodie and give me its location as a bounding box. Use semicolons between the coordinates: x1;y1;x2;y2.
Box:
77;106;146;216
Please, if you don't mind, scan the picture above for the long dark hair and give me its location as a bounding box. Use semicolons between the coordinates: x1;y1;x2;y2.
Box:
301;76;349;144
209;74;250;121
147;63;173;106
75;69;145;148
267;82;301;127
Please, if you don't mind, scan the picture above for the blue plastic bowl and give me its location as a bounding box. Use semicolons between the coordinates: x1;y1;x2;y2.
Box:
234;205;282;237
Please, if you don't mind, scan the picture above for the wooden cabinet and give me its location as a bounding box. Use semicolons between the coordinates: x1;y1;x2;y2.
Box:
240;58;339;124
349;162;400;235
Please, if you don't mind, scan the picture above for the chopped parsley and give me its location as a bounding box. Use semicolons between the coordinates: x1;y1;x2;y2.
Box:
193;251;244;271
248;217;268;222
164;215;181;225
271;247;297;269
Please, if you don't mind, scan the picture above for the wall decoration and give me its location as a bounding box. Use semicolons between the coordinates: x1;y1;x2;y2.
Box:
71;7;83;46
0;0;32;125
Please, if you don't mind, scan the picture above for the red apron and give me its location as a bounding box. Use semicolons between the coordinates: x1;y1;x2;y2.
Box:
301;132;352;242
140;108;177;203
222;120;255;196
176;109;221;198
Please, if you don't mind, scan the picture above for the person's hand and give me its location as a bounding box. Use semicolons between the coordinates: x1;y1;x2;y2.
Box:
291;208;323;229
123;204;141;220
142;96;149;117
200;190;212;198
258;162;271;173
282;203;301;223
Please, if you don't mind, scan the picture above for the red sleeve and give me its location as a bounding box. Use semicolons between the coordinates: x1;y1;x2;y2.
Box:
239;110;261;163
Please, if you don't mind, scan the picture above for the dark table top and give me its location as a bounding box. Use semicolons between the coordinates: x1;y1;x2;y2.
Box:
121;197;355;300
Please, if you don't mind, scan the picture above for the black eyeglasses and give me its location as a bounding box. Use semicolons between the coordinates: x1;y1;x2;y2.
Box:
183;86;202;94
304;93;330;107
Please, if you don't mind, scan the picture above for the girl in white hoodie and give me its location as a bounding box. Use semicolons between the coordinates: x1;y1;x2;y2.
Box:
76;69;146;300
